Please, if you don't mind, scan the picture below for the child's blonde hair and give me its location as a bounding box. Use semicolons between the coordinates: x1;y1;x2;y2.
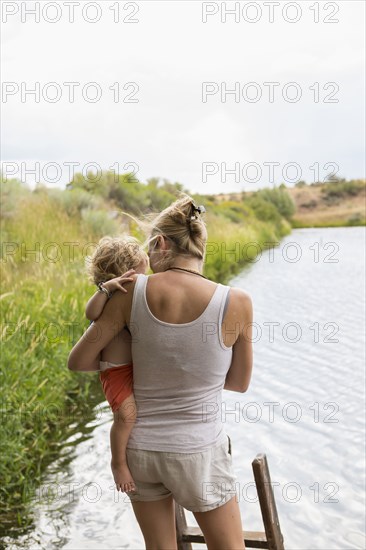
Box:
87;235;148;285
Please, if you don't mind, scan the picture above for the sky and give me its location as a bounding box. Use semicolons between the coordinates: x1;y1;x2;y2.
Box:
1;0;365;194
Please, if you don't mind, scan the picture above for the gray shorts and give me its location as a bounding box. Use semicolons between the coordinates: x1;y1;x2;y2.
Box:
125;436;237;513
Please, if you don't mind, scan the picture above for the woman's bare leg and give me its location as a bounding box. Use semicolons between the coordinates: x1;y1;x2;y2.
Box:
110;393;137;493
193;496;245;550
130;495;177;550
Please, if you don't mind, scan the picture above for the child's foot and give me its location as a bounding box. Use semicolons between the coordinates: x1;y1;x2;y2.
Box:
111;460;136;493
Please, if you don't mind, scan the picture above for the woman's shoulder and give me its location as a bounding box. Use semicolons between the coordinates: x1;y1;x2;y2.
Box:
227;286;252;308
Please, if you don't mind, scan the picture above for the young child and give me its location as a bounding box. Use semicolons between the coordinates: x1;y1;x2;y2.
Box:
86;235;149;493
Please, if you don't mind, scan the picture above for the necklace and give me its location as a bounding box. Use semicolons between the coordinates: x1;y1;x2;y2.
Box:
165;266;208;279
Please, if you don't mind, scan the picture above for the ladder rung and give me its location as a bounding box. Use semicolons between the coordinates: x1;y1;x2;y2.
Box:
182;526;268;548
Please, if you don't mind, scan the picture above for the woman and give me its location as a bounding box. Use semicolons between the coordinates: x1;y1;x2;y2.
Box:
68;195;253;550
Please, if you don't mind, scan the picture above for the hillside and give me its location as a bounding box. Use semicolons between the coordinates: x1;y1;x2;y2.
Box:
285;179;366;227
215;179;366;228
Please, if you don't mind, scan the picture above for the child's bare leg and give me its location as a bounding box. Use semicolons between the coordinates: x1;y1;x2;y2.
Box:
110;393;137;493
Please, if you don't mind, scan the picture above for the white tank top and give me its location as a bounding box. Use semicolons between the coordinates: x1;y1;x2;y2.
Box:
127;274;233;452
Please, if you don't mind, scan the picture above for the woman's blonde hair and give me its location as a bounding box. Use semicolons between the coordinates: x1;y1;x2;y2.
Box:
87;235;148;285
147;194;207;269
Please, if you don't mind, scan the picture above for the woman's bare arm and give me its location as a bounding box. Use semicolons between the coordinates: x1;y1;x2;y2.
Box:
69;290;128;372
224;291;253;393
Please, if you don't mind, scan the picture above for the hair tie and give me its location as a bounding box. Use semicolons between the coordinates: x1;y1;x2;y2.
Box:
189;203;206;221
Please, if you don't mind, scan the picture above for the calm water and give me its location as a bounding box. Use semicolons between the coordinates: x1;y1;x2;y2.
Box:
4;227;366;550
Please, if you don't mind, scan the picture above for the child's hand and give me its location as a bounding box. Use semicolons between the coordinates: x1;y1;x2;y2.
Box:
103;270;136;294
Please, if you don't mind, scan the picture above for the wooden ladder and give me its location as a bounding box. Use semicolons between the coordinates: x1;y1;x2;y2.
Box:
175;453;285;550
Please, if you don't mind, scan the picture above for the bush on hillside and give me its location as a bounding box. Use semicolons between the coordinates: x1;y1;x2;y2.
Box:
256;187;296;220
245;195;282;224
320;179;365;200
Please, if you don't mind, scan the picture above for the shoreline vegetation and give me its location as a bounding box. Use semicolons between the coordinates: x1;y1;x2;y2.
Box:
214;177;366;228
1;172;365;537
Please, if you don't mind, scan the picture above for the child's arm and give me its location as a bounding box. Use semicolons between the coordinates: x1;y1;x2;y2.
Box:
86;270;136;321
85;290;110;321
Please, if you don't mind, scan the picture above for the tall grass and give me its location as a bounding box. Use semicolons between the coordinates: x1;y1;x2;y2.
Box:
1;269;96;530
204;212;291;282
0;179;116;533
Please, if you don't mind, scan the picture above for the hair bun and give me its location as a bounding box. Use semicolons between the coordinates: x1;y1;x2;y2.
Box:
148;194;207;264
187;202;206;223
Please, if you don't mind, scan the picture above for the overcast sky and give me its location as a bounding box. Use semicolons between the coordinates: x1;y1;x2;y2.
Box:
1;0;365;194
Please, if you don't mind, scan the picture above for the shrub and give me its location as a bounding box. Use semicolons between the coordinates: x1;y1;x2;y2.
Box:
49;188;101;215
295;180;307;188
256;187;296;220
214;201;251;223
300;199;317;209
320;179;365;199
81;209;119;236
245;195;282;224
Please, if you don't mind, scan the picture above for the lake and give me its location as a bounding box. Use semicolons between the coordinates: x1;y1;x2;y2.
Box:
4;227;365;550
